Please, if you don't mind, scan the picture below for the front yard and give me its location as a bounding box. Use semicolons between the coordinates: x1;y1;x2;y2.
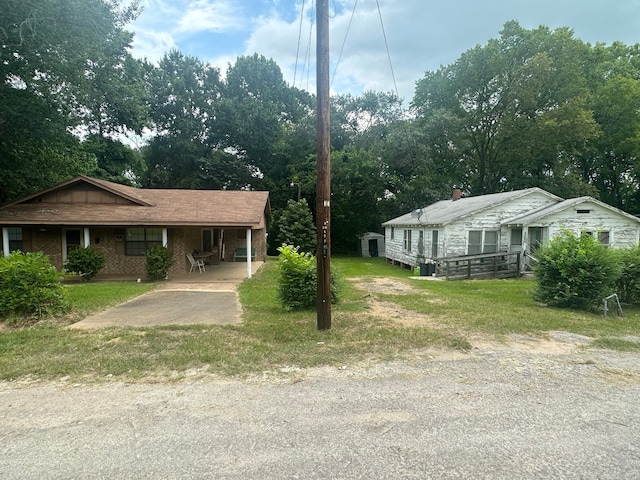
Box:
0;257;638;383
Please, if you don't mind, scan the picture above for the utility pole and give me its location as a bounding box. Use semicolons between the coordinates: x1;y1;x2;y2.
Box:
316;0;331;330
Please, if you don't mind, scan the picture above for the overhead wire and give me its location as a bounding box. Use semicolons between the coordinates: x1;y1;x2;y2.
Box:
331;0;358;90
375;0;399;98
294;0;399;98
293;0;306;88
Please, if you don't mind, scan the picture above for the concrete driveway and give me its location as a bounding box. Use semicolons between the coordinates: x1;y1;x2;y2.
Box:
69;262;264;329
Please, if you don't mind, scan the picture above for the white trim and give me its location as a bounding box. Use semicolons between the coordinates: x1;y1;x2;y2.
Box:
84;228;90;248
246;228;252;279
162;228;168;248
2;227;9;257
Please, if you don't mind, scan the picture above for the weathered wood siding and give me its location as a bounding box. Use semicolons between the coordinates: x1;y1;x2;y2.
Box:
534;201;640;248
442;191;557;257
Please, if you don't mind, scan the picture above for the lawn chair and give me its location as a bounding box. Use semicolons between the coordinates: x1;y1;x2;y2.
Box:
187;253;205;273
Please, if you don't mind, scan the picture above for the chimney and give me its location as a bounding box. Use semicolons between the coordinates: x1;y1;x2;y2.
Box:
452;188;462;201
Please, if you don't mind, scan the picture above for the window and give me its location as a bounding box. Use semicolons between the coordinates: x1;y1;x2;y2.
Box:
468;230;482;255
468;230;499;254
403;229;412;252
390;227;394;240
418;230;424;254
66;229;81;255
577;209;591;214
431;230;439;258
510;228;522;247
598;231;610;247
484;231;498;253
8;227;22;252
125;227;163;256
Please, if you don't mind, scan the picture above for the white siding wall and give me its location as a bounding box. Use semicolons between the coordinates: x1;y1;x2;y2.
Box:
442;192;557;257
536;203;640;249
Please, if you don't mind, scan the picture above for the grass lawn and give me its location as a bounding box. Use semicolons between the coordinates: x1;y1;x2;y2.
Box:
0;257;638;383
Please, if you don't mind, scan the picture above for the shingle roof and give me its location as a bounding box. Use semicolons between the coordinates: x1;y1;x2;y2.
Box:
0;176;270;228
382;188;560;227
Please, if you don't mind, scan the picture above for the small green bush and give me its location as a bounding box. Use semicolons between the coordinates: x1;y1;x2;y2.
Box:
533;230;622;310
276;244;339;310
64;247;105;281
614;245;640;305
0;251;70;322
146;245;174;281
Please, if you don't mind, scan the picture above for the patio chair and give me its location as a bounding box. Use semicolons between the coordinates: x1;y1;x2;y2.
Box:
187;253;205;273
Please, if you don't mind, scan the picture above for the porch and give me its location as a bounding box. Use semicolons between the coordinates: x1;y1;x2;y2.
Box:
92;260;265;283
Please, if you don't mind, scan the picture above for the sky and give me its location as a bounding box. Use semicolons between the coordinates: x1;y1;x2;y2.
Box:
126;0;640;102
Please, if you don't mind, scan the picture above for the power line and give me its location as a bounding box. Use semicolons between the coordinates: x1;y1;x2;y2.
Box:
331;0;358;89
375;0;399;98
293;0;307;88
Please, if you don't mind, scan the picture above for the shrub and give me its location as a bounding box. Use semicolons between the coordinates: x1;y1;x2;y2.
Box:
533;230;621;310
0;251;70;322
276;244;339;310
614;245;640;305
146;245;174;281
64;247;105;281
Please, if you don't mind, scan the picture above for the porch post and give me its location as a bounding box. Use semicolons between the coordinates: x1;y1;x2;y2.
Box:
162;228;168;248
2;227;9;257
83;227;90;248
246;228;252;279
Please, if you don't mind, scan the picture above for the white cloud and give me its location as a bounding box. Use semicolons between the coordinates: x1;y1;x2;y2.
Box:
175;0;242;34
130;29;177;62
129;0;640;100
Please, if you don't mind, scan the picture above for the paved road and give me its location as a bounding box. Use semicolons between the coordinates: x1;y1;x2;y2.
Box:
2;346;640;479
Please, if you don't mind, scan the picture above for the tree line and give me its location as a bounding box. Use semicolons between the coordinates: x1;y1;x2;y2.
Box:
2;2;640;253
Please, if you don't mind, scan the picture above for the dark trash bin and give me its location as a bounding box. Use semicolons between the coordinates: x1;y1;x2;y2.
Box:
419;262;436;276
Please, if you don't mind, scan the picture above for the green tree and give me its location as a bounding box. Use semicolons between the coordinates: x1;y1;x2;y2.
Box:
331;147;386;253
141;50;253;189
581;74;640;213
0;0;143;200
413;21;599;195
271;199;316;254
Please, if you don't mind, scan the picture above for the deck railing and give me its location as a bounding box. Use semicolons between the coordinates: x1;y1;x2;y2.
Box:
437;251;521;280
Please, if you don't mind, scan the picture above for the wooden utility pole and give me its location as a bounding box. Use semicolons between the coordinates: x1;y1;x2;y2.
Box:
316;0;331;330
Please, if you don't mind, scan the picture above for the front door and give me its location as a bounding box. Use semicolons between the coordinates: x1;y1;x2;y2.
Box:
368;239;379;257
528;227;544;254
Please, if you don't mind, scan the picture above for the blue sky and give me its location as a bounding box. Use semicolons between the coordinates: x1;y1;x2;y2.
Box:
126;0;640;102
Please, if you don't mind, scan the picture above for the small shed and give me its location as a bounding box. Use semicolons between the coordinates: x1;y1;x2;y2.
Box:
358;232;385;257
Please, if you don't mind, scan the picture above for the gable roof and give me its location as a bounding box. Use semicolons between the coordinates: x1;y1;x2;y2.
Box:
382;188;561;227
503;196;640;226
0;176;271;228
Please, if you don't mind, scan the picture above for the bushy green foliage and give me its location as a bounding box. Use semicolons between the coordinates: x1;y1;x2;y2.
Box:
0;251;70;322
146;246;174;281
533;230;622;310
276;244;339;310
614;246;640;305
64;247;105;281
272;200;316;254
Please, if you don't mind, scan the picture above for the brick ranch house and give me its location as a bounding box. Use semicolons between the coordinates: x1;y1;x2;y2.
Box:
0;176;270;278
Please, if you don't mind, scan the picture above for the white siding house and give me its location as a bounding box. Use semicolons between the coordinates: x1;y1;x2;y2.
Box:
382;188;640;272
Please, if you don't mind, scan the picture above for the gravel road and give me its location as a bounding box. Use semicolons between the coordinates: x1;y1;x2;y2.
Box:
1;341;640;479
